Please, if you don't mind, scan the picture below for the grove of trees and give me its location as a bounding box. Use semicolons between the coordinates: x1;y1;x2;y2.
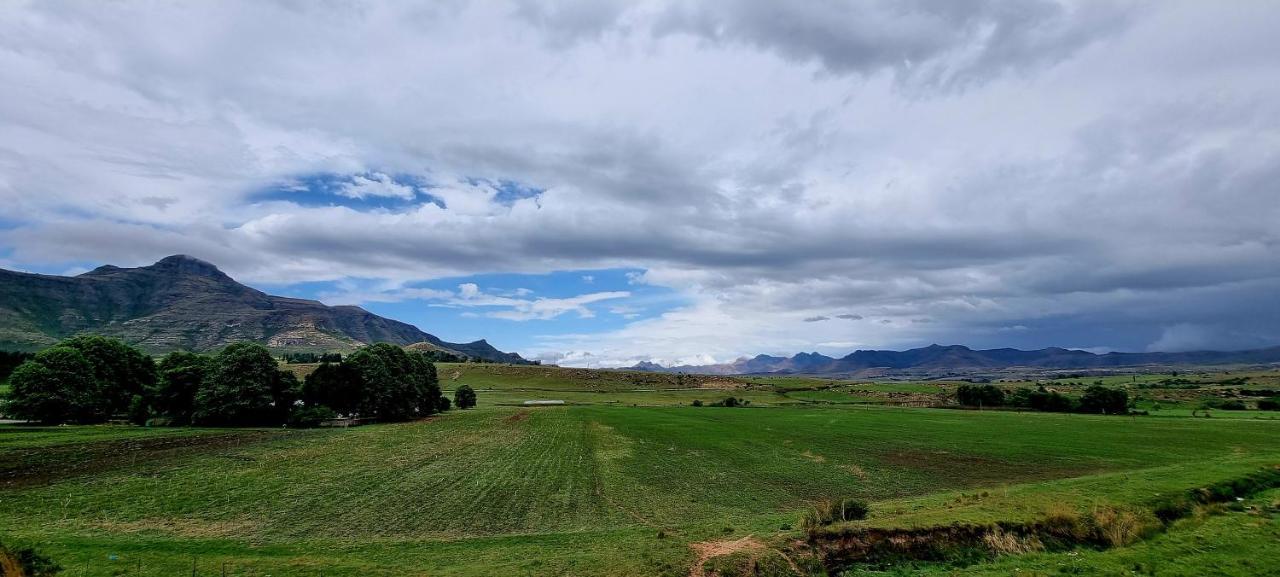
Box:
955;383;1132;415
1;336;450;427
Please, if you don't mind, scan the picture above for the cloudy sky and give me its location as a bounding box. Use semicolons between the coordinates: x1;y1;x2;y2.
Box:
2;1;1278;366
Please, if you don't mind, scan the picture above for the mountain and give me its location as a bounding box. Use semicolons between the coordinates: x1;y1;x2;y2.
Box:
0;255;527;362
630;344;1280;375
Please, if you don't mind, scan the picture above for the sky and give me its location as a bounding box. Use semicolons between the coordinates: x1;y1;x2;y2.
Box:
1;1;1278;367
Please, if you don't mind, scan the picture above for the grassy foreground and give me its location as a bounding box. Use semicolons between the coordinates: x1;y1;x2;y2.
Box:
3;398;1280;576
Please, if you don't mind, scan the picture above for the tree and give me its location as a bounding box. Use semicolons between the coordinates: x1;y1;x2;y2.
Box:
1078;385;1129;415
193;343;298;426
302;361;363;415
1027;386;1076;412
58;335;156;415
956;384;1005;407
0;351;34;383
454;384;477;409
153;351;212;424
4;347;100;424
343;344;443;421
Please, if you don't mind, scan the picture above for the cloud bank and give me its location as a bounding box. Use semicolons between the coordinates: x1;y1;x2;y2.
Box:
1;1;1278;365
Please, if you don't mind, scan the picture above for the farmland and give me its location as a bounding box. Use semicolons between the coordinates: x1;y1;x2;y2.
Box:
3;366;1280;576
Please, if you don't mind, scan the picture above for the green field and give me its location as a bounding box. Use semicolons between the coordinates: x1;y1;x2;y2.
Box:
4;381;1280;577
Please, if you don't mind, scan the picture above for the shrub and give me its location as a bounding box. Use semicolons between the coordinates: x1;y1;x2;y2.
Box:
288;405;338;428
1258;397;1280;411
0;540;62;577
1078;385;1129;415
956;384;1005;407
454;384;477;409
1212;399;1247;411
710;397;744;407
983;528;1044;555
801;498;869;532
691;399;704;407
1152;496;1192;524
127;394;150;426
1088;505;1155;547
1027;387;1076;413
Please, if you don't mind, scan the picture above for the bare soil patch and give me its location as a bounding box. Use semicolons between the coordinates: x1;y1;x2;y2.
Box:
688;536;766;577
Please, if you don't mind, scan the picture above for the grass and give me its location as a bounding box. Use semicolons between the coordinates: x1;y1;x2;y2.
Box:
5;364;1280;575
3;399;1279;576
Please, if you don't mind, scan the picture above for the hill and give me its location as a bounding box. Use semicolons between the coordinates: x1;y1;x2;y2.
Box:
632;343;1280;375
0;254;526;362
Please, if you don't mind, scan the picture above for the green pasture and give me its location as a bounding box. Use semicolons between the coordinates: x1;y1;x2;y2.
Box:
3;400;1279;576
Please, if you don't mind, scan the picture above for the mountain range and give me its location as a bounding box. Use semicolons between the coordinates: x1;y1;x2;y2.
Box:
630;344;1280;376
0;255;526;362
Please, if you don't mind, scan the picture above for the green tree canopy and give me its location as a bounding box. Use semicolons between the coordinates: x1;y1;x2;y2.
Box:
1078;385;1130;415
454;384;477;409
58;335;156;415
4;347;101;424
193;342;298;426
153;351;212;424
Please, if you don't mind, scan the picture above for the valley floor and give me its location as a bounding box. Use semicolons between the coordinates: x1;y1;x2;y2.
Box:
3;391;1279;576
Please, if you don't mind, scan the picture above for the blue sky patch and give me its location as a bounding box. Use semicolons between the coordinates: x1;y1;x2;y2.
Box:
259;268;683;353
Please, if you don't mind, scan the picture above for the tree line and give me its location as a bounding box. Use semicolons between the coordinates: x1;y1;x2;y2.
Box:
955;383;1131;414
0;336;476;426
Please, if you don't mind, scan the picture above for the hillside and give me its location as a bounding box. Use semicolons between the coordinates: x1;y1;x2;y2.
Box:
0;255;525;362
633;343;1280;376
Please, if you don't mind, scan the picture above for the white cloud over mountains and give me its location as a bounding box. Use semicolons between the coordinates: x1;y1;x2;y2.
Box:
1;1;1279;364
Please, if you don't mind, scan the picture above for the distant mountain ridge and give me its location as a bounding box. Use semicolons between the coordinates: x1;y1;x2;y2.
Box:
630;344;1280;375
0;255;526;362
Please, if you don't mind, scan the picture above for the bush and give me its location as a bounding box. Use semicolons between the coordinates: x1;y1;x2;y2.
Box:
1078;385;1129;415
801;498;869;532
127;394;150;425
956;384;1005;407
0;540;62;577
1258;397;1280;411
1027;387;1076;412
1088;505;1155;547
691;399;704;407
1212;399;1248;411
0;351;33;384
710;397;745;407
288;405;338;428
454;384;477;409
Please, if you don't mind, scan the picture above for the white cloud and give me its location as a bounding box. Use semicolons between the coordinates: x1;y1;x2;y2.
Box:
336;173;418;200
